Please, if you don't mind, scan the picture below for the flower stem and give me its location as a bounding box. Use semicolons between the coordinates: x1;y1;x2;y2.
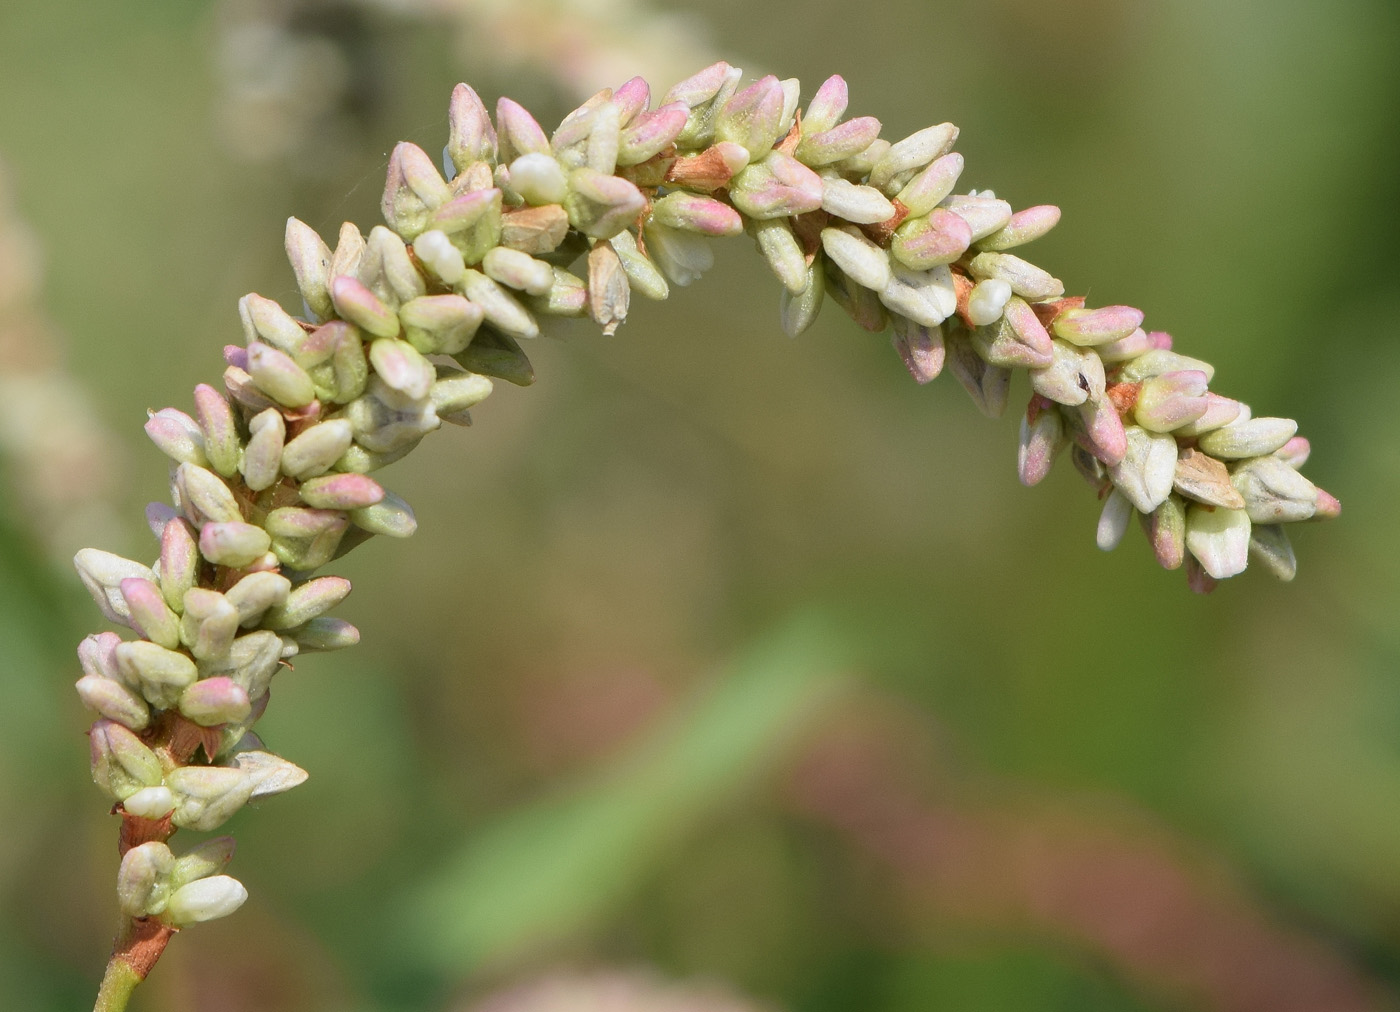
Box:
93;955;141;1012
93;917;177;1012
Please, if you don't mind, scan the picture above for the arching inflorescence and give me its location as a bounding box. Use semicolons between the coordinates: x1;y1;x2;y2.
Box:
74;63;1337;999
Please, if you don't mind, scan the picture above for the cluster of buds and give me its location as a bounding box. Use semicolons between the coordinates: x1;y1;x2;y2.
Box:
76;63;1337;995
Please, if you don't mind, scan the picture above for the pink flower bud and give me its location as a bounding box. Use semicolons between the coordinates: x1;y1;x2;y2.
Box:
890;316;944;384
121;577;180;649
975;204;1061;252
617;102;689;166
941;194;1012;242
714;75;786;156
194;384;241;478
891;208;973;270
299;473;385;511
199;522;272;568
650;191;744;236
1134;370;1209;432
447;83;497;173
1017;400;1065;486
796;116;884;167
495;97;550;162
285;217;334;320
145;408;207;466
728;152;824;220
329;276;400;340
801;75;849;135
180;677;252;727
247;342;317;408
1051;305;1145;347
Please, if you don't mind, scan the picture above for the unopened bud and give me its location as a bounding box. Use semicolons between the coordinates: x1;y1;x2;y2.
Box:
483;246;556;296
172;836;237;888
285;217;334;320
165;875;249;925
156;519;198;613
1173;447;1245;509
280;419;353;481
780;259;826;337
1230;455;1318;523
382;142;449;239
199;522;272;568
801;75;849;135
1134;370;1209;432
820;177;895;225
967;252;1064;301
821;227;890;291
121;578;181;649
495;97;550;162
1072;397;1128;466
89;719;163;801
330;276;399;339
651;191;744;236
880;263;956;328
587;241;630;336
240;408;286;492
179;676;252;726
1120;349;1216;384
1249;524;1297;581
202;630;283;700
1030;339;1103;407
729;152;824;220
168;766;255;832
460;269;540;340
796;116;883;167
118;841;175;918
1141;495;1188;570
1197;417;1298;459
399;294;484;357
349;490;417;538
246;342;317;409
714;75;786;157
1108;426;1177;514
1274;435;1311;469
617;102;689;165
942;195;1013;242
894;153;964;218
890;315;944;383
1018;401;1065;486
122;785;176;820
74;549;159;626
975;204;1061;251
447;83;497;172
1185;504;1251;579
608;230;670;301
225;571;291;627
291;616;361;651
76;674;151;730
145;408;207;467
644;222;715;287
1051;305;1145;347
945;331;1010;418
180;588;240;663
1174;394;1242;437
508;152;568;205
890;208;973;270
564;168;646;240
869;123;958;193
1097;488;1133;551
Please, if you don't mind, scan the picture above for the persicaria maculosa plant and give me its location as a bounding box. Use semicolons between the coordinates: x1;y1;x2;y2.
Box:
74;63;1339;1009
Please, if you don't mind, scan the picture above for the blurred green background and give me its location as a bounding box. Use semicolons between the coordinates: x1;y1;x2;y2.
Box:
1;0;1399;1009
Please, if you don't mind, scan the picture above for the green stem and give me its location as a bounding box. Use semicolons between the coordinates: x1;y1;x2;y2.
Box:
93;956;141;1012
92;916;176;1012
